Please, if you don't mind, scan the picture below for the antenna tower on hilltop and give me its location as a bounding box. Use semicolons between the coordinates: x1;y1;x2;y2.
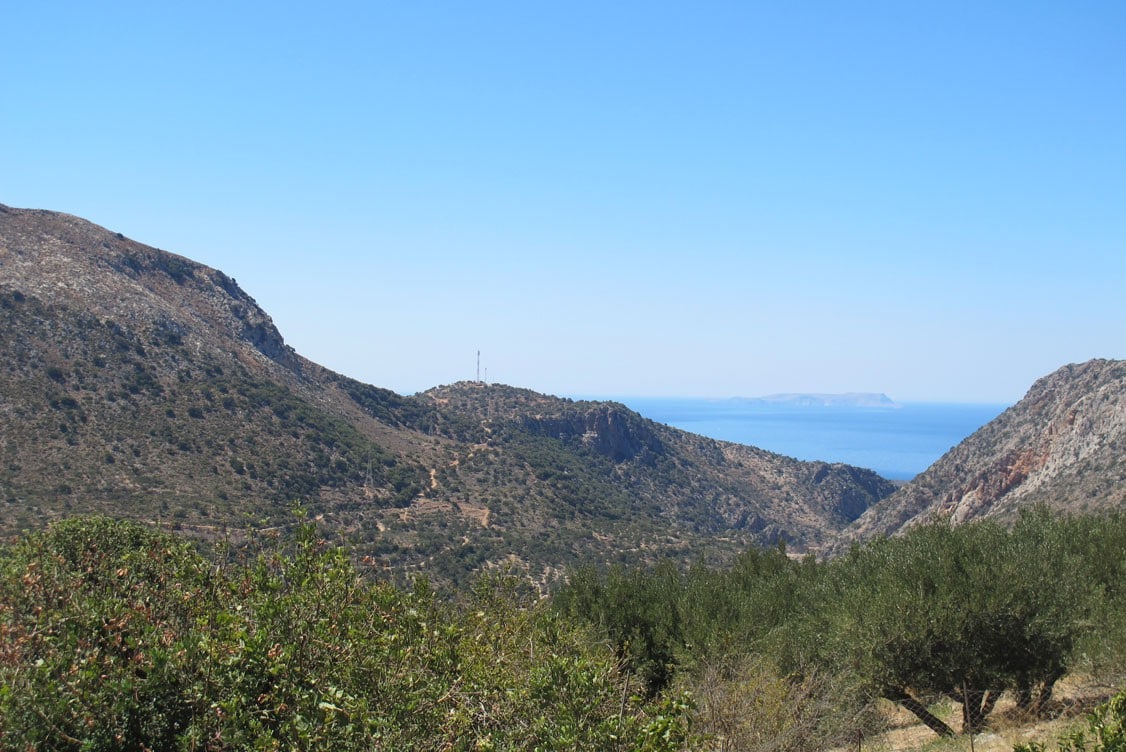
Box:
477;350;481;382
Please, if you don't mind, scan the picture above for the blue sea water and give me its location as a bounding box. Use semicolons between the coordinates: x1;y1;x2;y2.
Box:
615;398;1009;480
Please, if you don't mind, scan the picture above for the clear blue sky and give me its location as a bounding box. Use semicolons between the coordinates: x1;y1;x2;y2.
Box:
4;2;1124;402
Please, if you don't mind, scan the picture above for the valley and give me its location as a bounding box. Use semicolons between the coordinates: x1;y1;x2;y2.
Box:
1;204;1124;751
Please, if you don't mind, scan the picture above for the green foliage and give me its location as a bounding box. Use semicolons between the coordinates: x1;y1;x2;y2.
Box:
1015;688;1126;751
555;546;874;750
800;511;1097;734
0;517;692;751
557;509;1126;742
556;561;685;696
0;516;215;750
680;543;811;659
556;545;818;697
1070;512;1126;679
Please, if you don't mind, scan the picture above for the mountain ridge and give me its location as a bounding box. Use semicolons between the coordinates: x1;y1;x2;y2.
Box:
0;203;896;583
840;358;1126;546
6;203;1121;578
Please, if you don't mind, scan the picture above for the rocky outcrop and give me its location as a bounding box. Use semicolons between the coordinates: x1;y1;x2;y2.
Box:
523;405;664;462
0;204;301;375
841;359;1126;545
809;463;897;523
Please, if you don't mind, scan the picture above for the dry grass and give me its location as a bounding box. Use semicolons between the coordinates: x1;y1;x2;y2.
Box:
689;655;879;752
831;676;1118;752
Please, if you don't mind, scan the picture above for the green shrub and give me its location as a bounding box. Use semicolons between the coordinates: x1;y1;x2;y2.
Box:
0;516;216;751
0;517;691;751
1015;688;1126;751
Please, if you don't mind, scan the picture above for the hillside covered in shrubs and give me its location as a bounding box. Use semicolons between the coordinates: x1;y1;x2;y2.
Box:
0;204;896;587
2;509;1124;750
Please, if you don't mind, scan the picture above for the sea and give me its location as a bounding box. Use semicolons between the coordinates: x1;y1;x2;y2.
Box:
612;398;1009;481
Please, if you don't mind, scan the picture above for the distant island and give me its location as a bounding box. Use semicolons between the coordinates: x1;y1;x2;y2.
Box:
727;392;900;408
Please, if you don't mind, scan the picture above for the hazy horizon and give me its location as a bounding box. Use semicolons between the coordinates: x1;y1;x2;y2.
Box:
4;3;1123;403
576;392;1012;407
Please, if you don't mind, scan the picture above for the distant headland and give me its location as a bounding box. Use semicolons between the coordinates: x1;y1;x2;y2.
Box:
727;393;900;408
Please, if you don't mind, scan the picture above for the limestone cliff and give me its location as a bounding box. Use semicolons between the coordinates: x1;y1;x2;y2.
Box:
841;359;1126;545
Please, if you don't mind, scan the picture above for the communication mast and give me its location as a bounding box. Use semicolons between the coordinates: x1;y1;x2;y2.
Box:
363;459;375;498
477;350;481;382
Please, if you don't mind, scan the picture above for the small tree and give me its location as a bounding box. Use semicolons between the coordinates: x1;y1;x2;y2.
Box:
808;513;1093;736
555;561;686;697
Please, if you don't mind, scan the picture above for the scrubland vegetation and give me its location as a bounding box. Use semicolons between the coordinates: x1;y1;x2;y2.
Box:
2;509;1124;750
0;515;691;751
557;509;1126;750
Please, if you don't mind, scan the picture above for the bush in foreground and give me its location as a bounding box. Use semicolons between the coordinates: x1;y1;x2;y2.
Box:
1015;688;1126;751
0;516;691;751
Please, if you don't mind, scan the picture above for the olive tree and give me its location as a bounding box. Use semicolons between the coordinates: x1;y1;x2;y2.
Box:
808;513;1093;736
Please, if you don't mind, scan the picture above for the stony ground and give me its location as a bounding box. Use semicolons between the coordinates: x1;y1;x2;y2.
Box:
835;677;1118;752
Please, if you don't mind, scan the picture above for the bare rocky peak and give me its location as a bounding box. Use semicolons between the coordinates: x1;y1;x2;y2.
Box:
0;204;300;376
842;358;1126;545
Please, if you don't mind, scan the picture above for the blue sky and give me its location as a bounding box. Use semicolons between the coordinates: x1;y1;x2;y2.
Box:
4;2;1124;402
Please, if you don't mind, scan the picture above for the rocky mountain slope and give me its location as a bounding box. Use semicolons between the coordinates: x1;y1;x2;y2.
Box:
841;358;1126;545
0;204;895;583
